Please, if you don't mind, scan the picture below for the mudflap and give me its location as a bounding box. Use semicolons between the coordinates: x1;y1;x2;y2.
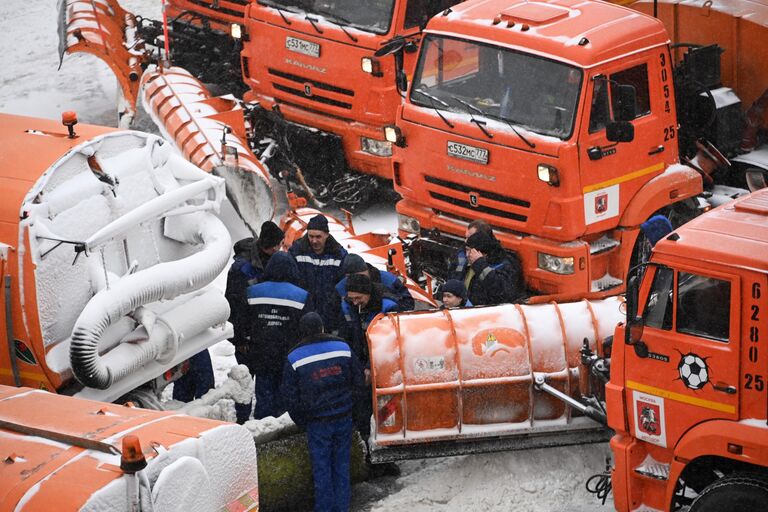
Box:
369;423;613;464
58;0;149;126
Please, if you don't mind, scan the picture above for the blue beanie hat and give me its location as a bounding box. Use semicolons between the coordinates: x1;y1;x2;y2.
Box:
307;214;329;233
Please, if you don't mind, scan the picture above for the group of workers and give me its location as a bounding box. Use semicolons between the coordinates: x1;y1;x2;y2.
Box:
222;213;524;512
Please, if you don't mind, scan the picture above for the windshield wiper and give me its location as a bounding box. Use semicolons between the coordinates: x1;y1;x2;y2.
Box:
311;8;358;41
453;96;535;148
452;96;493;139
261;0;294;24
305;15;324;33
413;88;454;128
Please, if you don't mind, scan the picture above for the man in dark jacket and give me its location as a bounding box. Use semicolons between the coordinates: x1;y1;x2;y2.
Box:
226;237;260;361
339;273;400;439
464;231;525;306
281;313;365;512
335;253;415;311
451;219;495;281
247;252;310;419
289;214;348;331
254;220;285;269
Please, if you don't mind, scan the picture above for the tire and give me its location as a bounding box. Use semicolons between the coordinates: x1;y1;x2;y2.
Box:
689;473;768;512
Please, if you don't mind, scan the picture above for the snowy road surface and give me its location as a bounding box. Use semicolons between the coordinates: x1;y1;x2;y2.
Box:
0;1;613;509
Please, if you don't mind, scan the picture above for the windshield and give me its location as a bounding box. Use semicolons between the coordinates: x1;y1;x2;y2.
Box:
410;35;583;140
258;0;396;34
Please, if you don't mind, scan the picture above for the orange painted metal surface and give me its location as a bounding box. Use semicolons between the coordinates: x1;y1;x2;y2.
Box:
0;114;118;391
141;66;276;225
368;297;624;444
58;0;149;124
0;385;259;511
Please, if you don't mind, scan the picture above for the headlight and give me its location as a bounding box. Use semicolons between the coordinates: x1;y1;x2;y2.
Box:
230;24;242;40
398;214;420;235
537;164;560;187
361;136;393;157
537;252;574;275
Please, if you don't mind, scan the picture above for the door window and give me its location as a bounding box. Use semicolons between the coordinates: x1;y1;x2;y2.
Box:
676;272;731;342
589;63;651;133
644;266;674;330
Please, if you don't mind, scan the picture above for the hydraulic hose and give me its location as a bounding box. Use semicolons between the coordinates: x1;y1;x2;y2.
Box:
70;212;231;389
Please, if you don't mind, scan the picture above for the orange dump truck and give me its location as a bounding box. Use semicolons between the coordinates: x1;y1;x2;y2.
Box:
390;0;767;300
0;385;259;511
367;187;768;510
0;113;235;405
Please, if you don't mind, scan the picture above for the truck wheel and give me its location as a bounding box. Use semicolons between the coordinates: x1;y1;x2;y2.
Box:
689;473;768;512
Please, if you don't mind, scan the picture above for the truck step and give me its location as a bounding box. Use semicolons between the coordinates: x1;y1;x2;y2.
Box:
634;458;670;481
591;273;623;292
589;235;620;255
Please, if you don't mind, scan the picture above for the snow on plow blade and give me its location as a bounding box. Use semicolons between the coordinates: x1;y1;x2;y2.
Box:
141;67;276;231
57;0;148;126
368;297;625;462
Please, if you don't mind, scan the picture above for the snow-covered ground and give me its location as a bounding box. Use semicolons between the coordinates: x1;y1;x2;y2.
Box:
0;1;612;509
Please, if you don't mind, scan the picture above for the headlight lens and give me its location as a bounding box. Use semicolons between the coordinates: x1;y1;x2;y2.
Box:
537;252;574;275
537;164;560;186
230;24;242;39
398;214;420;234
360;137;393;157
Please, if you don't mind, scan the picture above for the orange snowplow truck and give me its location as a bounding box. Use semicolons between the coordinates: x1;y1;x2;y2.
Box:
0;385;259;511
390;0;768;300
607;187;768;510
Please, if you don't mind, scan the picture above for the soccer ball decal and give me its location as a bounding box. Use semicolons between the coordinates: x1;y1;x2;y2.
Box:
678;353;709;390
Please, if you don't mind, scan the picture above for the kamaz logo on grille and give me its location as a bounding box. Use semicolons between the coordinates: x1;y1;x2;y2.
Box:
447;141;489;164
469;192;479;207
303;83;313;97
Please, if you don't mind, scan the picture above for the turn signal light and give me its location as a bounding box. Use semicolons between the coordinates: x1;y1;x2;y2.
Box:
384;125;405;147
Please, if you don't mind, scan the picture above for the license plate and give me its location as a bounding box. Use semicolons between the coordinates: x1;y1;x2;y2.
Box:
285;36;320;58
447;141;489;164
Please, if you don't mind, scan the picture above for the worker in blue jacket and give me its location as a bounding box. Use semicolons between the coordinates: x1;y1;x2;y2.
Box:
335;253;415;311
247;252;310;419
289;214;348;331
281;313;365;512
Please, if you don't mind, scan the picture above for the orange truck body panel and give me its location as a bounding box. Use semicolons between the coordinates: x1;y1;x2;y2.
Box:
0;115;119;391
241;0;455;179
607;188;768;511
0;385;259;511
166;0;249;31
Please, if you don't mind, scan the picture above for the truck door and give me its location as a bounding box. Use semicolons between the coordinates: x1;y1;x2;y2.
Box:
624;264;739;448
579;51;671;230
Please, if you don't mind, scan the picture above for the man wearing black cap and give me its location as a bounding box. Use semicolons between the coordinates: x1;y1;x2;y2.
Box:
289;214;348;331
281;312;365;512
439;279;472;308
247;252;310;419
252;221;285;276
336;253;415;311
464;231;525;306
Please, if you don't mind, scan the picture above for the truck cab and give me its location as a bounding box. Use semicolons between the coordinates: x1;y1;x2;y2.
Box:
392;0;703;299
607;189;768;511
241;0;461;179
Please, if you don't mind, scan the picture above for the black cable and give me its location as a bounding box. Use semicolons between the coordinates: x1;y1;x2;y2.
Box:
586;471;613;505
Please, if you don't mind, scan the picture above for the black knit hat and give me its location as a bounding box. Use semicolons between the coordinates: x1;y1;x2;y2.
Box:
346;273;373;295
258;221;284;249
440;279;467;300
466;231;495;254
342;254;368;275
233;237;254;257
307;214;329;233
299;312;324;338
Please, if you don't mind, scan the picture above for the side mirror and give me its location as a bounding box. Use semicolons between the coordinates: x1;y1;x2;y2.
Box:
397;70;408;92
375;37;405;58
613;84;637;122
606;121;634;143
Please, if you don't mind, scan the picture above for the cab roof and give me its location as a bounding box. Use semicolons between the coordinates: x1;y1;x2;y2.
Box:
653;189;768;272
427;0;670;68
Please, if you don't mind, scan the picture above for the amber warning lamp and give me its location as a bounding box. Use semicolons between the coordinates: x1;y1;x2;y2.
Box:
120;435;147;473
62;111;78;139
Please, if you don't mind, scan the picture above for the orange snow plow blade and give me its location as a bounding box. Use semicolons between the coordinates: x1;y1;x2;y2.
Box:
368;298;625;462
0;385;259;511
141;67;276;230
57;0;148;126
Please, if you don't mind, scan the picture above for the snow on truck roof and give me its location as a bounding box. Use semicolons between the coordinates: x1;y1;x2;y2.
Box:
653;189;768;272
427;0;670;67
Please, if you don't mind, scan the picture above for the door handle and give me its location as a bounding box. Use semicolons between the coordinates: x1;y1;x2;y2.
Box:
712;382;737;394
648;145;665;155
